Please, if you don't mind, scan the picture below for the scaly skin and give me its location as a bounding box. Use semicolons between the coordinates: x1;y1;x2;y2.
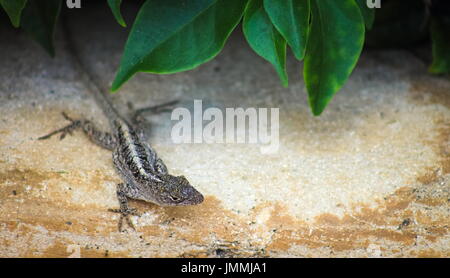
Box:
39;111;204;232
39;17;204;231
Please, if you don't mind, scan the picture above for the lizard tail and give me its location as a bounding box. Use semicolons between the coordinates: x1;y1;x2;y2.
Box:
61;13;127;130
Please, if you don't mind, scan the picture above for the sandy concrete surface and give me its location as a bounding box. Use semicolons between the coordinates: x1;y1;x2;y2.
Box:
0;6;449;257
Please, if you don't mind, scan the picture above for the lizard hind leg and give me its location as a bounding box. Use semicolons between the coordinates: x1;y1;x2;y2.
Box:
38;112;117;151
108;183;141;232
38;112;82;140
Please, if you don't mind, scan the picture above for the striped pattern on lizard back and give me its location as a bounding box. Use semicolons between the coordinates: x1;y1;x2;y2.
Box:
113;119;162;183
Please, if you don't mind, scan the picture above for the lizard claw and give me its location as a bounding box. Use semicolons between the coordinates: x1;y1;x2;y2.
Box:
38;112;82;141
108;207;141;216
108;208;141;232
61;112;75;122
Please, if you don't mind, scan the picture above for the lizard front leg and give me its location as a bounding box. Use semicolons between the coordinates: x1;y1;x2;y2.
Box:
130;99;179;126
38;112;117;151
108;183;142;232
129;100;179;140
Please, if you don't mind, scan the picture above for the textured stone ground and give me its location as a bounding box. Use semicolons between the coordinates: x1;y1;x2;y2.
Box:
0;6;449;257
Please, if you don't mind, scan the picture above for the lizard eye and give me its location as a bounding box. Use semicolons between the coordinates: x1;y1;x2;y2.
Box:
169;195;182;202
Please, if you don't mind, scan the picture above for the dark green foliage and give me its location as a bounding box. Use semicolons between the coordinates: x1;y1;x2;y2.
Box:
243;0;288;87
1;0;449;115
111;0;247;91
21;0;61;57
430;15;450;74
304;0;364;115
107;0;126;27
0;0;27;27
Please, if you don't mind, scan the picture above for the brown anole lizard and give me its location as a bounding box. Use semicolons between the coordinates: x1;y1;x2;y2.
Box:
38;19;204;232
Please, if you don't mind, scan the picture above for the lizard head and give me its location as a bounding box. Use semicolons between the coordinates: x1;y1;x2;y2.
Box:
152;175;204;206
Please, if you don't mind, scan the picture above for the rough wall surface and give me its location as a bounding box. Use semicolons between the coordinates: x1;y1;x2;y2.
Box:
0;7;448;257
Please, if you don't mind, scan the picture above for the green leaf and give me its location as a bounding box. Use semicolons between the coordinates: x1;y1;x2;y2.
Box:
429;17;450;74
304;0;365;116
355;0;375;29
263;0;310;60
21;0;61;57
112;0;247;91
107;0;126;27
243;0;288;87
0;0;27;27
